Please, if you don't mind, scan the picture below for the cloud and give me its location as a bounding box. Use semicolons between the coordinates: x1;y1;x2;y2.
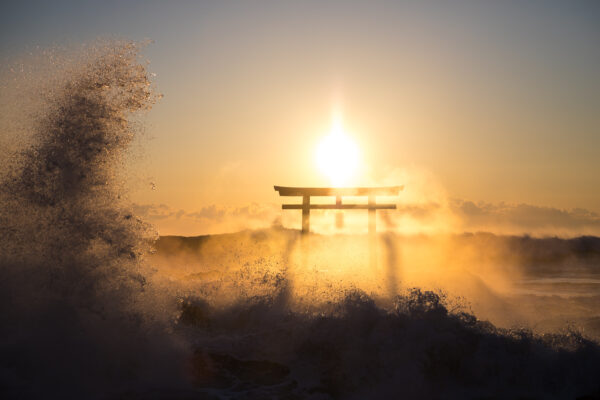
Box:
133;200;600;237
449;199;600;236
132;203;280;236
396;202;442;220
131;203;175;220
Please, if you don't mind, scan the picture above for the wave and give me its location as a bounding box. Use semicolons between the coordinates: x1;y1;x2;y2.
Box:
180;288;600;399
1;43;599;399
0;42;185;399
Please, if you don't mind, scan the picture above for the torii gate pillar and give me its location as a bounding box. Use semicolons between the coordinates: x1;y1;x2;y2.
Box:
302;195;310;233
368;195;376;234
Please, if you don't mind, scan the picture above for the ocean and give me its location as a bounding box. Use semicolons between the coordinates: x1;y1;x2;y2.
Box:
1;42;599;399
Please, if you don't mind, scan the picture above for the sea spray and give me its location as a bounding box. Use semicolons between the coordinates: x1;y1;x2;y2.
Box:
163;231;600;399
179;285;600;399
0;42;185;398
2;42;600;399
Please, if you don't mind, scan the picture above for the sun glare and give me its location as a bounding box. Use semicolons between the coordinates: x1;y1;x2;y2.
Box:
316;115;360;187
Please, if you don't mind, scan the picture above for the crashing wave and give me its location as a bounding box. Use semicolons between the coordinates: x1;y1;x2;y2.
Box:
0;42;184;398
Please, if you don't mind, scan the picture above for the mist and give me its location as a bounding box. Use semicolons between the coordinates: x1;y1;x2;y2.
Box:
1;42;599;399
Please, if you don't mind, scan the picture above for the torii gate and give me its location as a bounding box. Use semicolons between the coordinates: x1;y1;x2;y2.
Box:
274;186;403;234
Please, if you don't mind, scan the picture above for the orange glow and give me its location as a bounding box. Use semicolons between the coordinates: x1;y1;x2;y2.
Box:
316;113;361;187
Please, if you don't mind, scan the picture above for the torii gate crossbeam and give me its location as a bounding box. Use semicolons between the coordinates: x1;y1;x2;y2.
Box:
274;186;403;234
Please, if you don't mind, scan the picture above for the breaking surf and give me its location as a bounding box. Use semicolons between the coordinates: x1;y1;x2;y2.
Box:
1;42;599;399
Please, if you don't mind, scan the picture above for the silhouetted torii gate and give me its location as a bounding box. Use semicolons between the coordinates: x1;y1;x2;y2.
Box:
274;186;403;234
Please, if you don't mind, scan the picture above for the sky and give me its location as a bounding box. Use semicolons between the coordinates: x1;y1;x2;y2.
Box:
1;0;599;235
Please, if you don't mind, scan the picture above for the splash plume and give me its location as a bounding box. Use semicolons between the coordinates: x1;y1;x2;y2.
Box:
1;42;600;400
0;42;183;398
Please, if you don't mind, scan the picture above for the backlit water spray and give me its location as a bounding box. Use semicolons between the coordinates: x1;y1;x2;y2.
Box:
0;42;186;398
1;42;600;399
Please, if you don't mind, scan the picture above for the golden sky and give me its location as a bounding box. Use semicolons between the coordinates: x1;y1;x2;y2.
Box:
2;1;599;235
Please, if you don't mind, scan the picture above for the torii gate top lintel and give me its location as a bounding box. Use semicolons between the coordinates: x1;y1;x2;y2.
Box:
274;185;403;234
274;186;403;197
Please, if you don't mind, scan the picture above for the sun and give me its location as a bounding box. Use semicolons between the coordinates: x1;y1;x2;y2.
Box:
316;115;361;187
